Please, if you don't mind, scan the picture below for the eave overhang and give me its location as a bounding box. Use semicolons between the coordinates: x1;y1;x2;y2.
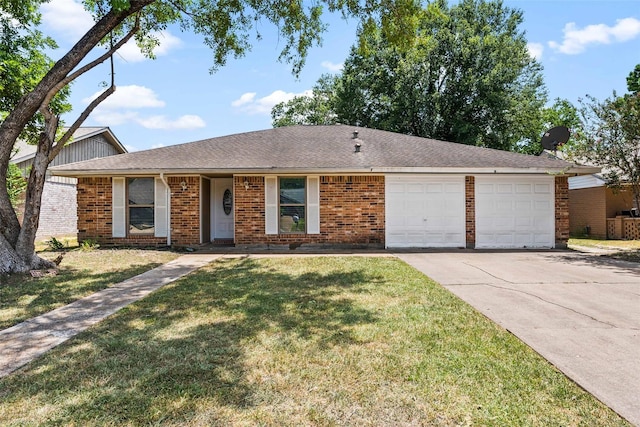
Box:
50;165;601;178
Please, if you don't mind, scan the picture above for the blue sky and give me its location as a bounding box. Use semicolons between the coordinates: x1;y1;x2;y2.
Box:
39;0;640;152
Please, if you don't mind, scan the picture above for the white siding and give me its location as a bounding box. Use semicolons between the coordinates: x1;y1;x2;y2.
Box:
568;174;605;190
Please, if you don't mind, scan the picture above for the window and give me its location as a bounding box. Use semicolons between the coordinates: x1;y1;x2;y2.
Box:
279;177;305;233
128;177;154;234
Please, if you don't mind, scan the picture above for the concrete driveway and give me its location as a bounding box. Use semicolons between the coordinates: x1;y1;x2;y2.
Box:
396;250;640;426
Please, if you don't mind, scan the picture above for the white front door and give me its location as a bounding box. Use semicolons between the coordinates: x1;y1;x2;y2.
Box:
211;178;234;240
475;175;554;248
385;175;466;248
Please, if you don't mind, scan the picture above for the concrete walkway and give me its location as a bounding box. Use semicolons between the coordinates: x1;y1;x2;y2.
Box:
0;253;220;378
396;250;640;426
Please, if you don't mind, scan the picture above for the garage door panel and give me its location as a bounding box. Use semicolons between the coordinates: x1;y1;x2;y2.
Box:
535;183;552;193
497;184;513;193
426;183;443;193
476;175;554;249
386;175;465;248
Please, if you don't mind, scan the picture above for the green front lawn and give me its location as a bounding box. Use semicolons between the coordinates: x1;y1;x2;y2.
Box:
569;238;640;250
0;249;179;330
0;257;626;426
569;238;640;263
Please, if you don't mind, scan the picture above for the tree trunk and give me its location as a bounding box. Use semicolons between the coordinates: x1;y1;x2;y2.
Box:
0;0;154;274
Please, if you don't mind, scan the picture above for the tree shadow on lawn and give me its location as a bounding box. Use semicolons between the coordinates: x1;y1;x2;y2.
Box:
0;262;168;330
0;257;382;425
558;249;640;277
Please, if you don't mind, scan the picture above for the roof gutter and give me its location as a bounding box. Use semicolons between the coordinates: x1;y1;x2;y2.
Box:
159;172;171;247
50;165;601;177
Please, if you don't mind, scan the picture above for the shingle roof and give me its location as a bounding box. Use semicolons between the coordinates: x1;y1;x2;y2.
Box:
51;125;597;176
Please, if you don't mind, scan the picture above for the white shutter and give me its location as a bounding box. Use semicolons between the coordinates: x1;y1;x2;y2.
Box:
306;176;320;234
154;178;168;237
265;176;278;234
112;177;126;238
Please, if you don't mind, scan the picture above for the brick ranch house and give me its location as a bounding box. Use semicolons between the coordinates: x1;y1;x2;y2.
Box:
50;125;598;250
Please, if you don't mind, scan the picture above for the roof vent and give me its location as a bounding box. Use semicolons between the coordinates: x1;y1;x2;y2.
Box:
352;130;358;139
354;142;361;153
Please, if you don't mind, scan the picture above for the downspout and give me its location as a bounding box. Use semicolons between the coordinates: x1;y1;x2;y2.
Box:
160;172;171;246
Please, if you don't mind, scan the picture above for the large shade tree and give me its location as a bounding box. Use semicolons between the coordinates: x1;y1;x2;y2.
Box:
273;0;548;152
0;0;420;274
565;66;640;214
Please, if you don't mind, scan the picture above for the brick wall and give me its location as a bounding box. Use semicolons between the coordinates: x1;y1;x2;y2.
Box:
34;180;78;240
234;175;385;247
167;176;201;246
465;176;475;248
569;186;606;238
77;177;166;246
605;187;634;218
555;176;570;247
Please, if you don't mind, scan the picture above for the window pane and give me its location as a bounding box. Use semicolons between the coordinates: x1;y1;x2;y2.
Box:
128;178;154;206
279;206;305;233
280;177;305;204
129;207;154;234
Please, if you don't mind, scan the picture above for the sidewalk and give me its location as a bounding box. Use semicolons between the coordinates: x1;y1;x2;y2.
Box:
0;253;220;378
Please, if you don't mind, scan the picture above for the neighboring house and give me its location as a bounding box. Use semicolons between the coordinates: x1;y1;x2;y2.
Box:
11;127;127;240
50;125;597;250
568;174;638;239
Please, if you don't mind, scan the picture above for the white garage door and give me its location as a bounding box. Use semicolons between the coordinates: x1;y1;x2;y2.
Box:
386;175;465;248
475;175;555;249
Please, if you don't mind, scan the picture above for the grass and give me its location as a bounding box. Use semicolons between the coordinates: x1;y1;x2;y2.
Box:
0;256;627;426
569;238;640;263
0;248;179;330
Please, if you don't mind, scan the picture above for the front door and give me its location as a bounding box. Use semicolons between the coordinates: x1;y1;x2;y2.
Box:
211;178;234;241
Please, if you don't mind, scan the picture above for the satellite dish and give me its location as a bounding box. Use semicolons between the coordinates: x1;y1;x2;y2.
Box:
541;126;570;151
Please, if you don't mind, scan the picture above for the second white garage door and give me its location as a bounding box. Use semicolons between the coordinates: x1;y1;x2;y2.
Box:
386;175;465;248
475;175;555;249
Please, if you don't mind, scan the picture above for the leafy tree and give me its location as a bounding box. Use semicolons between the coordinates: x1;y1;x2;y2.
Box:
272;74;339;127
7;163;27;207
567;93;640;213
540;98;581;132
0;0;419;273
272;0;548;152
626;64;640;94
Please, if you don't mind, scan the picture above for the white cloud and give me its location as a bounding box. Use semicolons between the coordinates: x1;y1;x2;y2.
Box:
115;31;183;63
137;115;206;130
549;17;640;55
321;61;343;72
527;42;544;60
232;90;312;115
231;92;257;107
41;0;94;41
89;110;141;126
85;85;205;130
83;85;166;109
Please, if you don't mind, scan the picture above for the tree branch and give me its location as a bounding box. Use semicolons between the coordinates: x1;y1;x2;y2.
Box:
0;1;153;166
40;16;140;111
49;85;116;163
